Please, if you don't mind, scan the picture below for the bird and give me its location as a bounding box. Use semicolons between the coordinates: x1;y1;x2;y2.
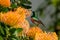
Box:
30;11;45;26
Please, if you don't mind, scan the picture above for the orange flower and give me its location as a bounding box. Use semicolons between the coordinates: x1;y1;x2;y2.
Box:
22;20;30;33
17;20;30;36
26;27;43;38
34;32;58;40
0;0;11;7
14;20;30;34
15;7;31;17
47;32;58;40
0;11;25;26
0;11;30;34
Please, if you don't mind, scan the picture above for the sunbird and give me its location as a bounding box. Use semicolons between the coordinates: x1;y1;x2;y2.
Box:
30;11;45;26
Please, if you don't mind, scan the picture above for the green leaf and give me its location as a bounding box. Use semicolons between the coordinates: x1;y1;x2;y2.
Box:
8;35;18;40
0;36;3;40
22;1;32;5
29;37;33;40
0;22;6;28
9;28;16;35
20;4;31;9
13;28;23;35
16;28;23;33
9;28;23;35
2;8;8;12
0;25;4;35
26;1;32;4
0;6;9;12
11;3;17;9
11;38;17;40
